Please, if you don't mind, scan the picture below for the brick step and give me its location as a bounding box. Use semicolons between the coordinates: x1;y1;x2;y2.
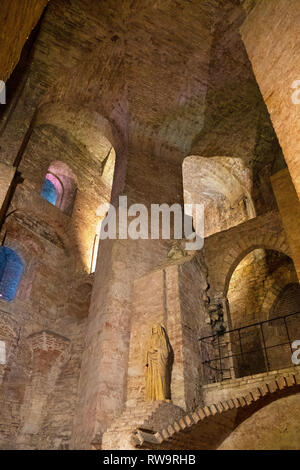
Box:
105;403;170;433
132;371;300;450
108;416;153;431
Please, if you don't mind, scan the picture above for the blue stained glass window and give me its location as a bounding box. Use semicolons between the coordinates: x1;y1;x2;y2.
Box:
0;247;24;301
41;178;58;206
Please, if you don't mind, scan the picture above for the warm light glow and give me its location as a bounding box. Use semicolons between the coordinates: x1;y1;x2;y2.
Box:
0;341;6;365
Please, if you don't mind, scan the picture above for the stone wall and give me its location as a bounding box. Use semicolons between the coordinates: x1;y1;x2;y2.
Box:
228;249;298;327
203;211;291;305
218;392;300;450
202;366;300;406
0;0;299;451
0;163;16;223
271;168;300;280
0;0;48;82
127;255;208;414
241;0;300;200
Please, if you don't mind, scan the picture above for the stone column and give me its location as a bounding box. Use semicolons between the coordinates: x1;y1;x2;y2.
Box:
71;145;188;449
271;168;300;281
0;163;16;225
240;0;300;200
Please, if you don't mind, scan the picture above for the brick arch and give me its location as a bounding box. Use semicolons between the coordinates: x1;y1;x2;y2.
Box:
203;212;291;303
261;269;298;319
35;102;123;158
4;206;73;257
133;371;300;450
223;242;291;298
33;102;127;207
0;311;18;340
2;222;46;303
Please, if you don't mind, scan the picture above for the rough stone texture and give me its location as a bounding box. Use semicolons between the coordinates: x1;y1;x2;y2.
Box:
228;249;298;327
226;249;300;376
0;163;16;222
133;368;300;450
218;393;300;450
183;156;255;237
202;366;300;405
203;211;291;302
0;0;48;81
241;0;300;200
271;168;300;281
126;256;207;413
0;0;299;451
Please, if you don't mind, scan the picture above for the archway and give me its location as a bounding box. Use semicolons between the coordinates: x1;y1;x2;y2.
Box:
226;248;300;377
218;392;300;450
41;161;77;216
270;283;300;319
19;104;118;273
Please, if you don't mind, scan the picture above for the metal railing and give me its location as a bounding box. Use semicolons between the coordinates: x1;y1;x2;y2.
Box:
199;311;300;384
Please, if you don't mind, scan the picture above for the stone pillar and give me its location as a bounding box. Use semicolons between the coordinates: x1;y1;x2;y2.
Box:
240;0;300;200
0;163;16;224
271;168;300;281
71;146;189;449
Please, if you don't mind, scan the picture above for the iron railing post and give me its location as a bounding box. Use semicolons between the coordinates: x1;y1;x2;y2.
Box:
217;334;223;382
199;312;300;384
283;316;293;356
259;323;269;372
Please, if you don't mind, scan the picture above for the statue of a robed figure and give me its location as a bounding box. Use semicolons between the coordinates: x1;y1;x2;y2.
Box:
145;323;173;401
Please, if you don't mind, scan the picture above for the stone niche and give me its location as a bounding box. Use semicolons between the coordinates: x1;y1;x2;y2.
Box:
126;255;208;412
16;330;70;447
0;311;18;385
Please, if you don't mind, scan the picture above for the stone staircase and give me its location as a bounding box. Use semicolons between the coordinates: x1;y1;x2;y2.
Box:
132;371;300;450
101;401;185;450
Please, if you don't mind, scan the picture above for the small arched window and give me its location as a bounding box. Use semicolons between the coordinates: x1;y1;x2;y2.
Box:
41;178;58;206
0;247;24;301
40;162;77;215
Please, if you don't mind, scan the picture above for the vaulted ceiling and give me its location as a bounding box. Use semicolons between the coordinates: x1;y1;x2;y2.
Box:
1;0;284;173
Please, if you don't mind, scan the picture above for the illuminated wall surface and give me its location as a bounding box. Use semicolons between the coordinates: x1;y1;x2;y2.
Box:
41;178;58;206
0;341;6;365
0;247;24;301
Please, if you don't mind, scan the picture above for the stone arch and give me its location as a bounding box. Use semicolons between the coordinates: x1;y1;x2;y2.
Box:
261;269;298;319
41;161;77;216
182;155;255;237
3;207;69;255
224;247;299;376
22;102;125;273
4;221;45;262
35;102;122;157
223;240;291;298
33;109;117;196
203;212;291;313
270;283;300;320
133;373;300;450
1;222;46;303
0;246;24;301
218;391;300;450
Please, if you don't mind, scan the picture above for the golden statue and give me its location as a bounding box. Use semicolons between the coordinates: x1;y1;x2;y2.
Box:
145;323;172;401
